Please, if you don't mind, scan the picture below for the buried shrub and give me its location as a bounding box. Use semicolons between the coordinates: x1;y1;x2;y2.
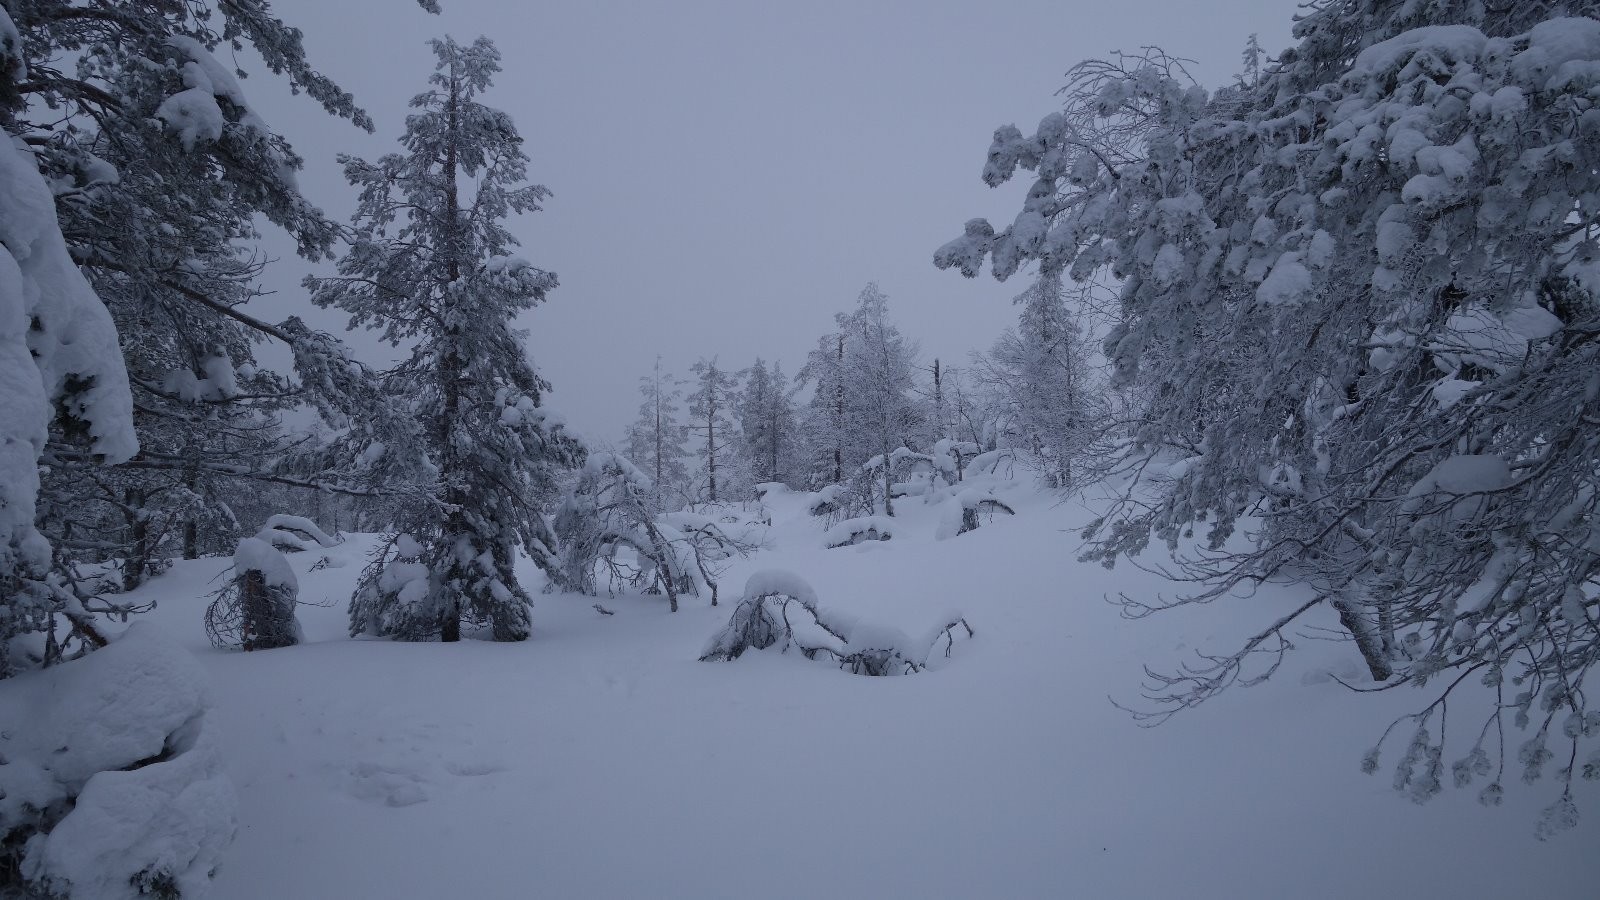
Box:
700;570;973;675
204;516;337;650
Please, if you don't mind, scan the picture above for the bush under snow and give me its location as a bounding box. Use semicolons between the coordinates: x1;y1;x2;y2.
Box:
701;570;973;675
822;515;896;549
0;625;235;898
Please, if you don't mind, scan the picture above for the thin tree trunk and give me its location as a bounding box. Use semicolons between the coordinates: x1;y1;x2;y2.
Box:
833;334;844;484
1331;592;1393;681
123;488;147;592
438;48;464;643
182;461;199;559
882;438;894;517
707;396;717;503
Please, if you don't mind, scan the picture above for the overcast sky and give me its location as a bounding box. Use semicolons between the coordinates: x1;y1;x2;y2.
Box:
242;0;1297;443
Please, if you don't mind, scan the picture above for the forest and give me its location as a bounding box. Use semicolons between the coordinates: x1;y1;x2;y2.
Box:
1;0;1597;896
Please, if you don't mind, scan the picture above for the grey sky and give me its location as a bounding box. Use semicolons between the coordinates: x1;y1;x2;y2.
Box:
244;0;1296;443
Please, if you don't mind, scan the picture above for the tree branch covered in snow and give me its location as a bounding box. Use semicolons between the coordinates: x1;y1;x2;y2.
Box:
700;571;974;676
939;0;1600;827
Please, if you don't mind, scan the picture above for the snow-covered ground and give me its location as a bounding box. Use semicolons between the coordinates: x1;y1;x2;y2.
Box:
109;476;1595;898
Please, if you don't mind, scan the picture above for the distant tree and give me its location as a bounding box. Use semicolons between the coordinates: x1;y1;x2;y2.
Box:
797;329;849;487
312;36;582;643
925;357;953;444
1237;33;1264;89
970;269;1099;487
840;284;922;515
736;358;800;487
798;284;923;507
686;357;740;503
624;356;691;512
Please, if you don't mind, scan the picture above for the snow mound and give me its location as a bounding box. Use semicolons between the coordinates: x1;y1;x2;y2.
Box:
257;514;340;552
965;449;1016;477
807;483;846;515
740;569;820;607
233;536;297;592
703;570;974;675
0;625;236;898
822;516;896;548
935;490;1017;540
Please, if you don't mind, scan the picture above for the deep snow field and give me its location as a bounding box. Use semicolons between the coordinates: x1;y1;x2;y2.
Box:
106;473;1596;898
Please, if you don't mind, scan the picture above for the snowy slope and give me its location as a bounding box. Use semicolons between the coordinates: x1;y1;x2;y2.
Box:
114;476;1596;899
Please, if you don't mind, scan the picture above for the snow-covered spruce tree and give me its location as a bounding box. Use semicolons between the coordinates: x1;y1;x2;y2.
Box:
797;328;849;487
736;358;800;487
0;18;135;676
624;355;691;512
311;36;582;643
686;356;740;504
797;284;923;506
840;284;923;516
970;268;1101;488
936;1;1600;824
0;9;252;894
10;0;439;589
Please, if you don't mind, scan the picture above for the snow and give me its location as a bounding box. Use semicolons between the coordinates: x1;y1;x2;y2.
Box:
1403;454;1513;536
583;449;653;487
1402;135;1480;212
156;85;228;152
67;472;1593;898
1408;454;1513;498
201;354;238;399
156;37;270;151
740;568;820;607
1347;25;1488;81
1256;251;1312;305
1514;18;1600;89
379;560;430;595
396;577;430;607
0;135;135;574
258;514;340;551
0;626;235;898
1431;376;1478;409
965;448;1016;477
233;537;298;592
936;489;1014;540
1152;243;1187;286
0;5;22;82
822;515;897;548
0;138;136;465
841;621;913;655
1433;302;1563;373
807;483;845;514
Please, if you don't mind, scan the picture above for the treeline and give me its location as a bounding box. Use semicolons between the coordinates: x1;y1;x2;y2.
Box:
620;277;1100;513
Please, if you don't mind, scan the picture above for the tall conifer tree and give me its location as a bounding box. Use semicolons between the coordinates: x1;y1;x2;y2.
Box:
313;36;581;642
